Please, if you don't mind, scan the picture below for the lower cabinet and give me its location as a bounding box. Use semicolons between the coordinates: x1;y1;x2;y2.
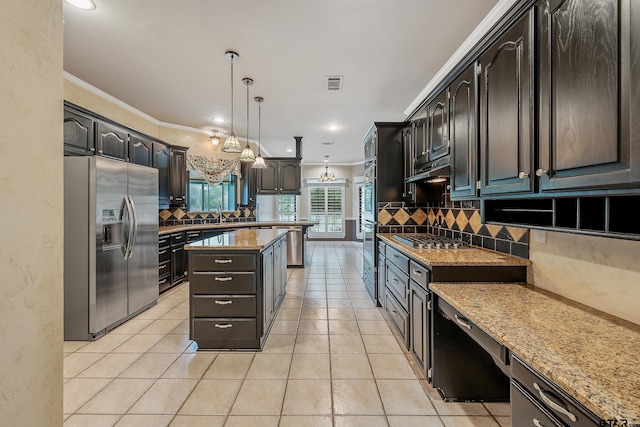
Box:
170;232;186;286
188;233;287;350
158;234;171;293
409;281;430;379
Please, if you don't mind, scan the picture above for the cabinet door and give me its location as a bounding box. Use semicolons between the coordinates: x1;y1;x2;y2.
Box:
170;148;187;206
449;63;478;199
262;246;274;332
128;135;153;167
240;162;258;204
410;282;430;378
538;0;640;190
401;126;415;202
480;10;535;195
413;117;428;169
171;245;186;285
377;255;386;307
279;160;301;194
64;109;95;155
96;122;128;161
428;89;449;161
153;142;171;208
257;160;279;194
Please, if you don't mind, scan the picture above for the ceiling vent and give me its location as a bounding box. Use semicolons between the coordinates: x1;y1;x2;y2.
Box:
327;76;343;91
322;142;334;145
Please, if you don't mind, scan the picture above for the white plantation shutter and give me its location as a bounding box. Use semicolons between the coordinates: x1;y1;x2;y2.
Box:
307;182;346;238
277;194;297;222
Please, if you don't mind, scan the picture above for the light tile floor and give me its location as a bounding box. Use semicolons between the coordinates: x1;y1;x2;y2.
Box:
63;242;510;426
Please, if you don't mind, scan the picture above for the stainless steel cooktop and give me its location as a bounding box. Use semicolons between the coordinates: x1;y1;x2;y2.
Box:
392;234;469;250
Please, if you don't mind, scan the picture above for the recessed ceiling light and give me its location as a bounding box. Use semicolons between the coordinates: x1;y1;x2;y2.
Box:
286;149;293;153
213;117;225;123
64;0;96;10
328;125;339;131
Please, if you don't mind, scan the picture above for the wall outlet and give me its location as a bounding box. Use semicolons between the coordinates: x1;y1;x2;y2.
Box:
533;230;547;243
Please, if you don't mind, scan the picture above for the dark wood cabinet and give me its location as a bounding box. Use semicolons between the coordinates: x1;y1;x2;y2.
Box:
170;147;188;207
239;162;258;204
479;9;535;196
427;89;450;162
262;245;274;330
449;63;479;199
409;281;430;379
538;0;640;191
413;117;428;170
171;232;186;286
128;135;153;167
256;158;301;195
401;125;415;202
64;108;95;155
158;235;171;293
153;142;171;208
95;122;128;161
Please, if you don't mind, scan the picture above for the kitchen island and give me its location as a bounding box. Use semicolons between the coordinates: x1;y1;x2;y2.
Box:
184;228;287;350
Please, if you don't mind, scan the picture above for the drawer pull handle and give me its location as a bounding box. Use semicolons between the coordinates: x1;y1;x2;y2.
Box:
412;269;422;277
533;419;544;427
391;309;397;315
159;250;167;255
214;323;233;329
159;264;167;269
454;314;472;330
214;277;233;282
214;300;233;305
159;278;167;285
392;279;399;285
533;382;577;422
393;255;398;259
214;259;233;264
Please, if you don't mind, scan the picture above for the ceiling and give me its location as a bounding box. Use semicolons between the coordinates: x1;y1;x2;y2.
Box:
63;0;499;164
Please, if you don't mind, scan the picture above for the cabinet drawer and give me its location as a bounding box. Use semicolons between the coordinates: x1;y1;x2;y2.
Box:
171;232;185;246
438;298;508;367
190;252;257;271
384;290;409;348
192;318;257;341
512;354;599;427
190;272;256;294
511;381;566;427
158;260;170;277
192;295;257;318
159;235;170;248
186;230;202;243
378;242;386;256
409;260;430;289
158;247;170;264
386;246;409;271
158;276;171;293
386;263;409;310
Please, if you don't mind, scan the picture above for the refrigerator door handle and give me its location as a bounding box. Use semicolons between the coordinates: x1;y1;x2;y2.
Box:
127;195;139;259
123;195;134;259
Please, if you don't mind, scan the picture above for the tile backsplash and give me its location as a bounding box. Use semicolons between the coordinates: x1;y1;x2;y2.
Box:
377;200;529;259
159;204;257;226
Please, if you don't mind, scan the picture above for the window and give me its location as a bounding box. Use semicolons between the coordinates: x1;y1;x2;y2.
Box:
277;194;297;222
188;171;236;211
308;184;345;238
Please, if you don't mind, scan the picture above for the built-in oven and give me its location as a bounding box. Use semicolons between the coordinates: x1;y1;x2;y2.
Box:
363;165;375;223
362;219;376;301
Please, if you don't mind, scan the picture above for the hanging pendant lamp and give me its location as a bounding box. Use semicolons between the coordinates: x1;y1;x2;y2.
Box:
210;129;220;146
239;78;256;162
252;96;267;169
222;51;242;153
319;156;336;182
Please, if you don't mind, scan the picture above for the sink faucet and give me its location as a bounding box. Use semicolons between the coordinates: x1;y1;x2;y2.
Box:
218;205;225;223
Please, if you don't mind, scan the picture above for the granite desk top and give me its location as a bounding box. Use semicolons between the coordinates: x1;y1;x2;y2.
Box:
429;282;640;422
378;234;530;267
184;228;287;251
160;221;315;235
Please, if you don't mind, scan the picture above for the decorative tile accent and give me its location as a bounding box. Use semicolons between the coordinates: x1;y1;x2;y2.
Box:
507;226;528;243
159;204;257;227
456;210;469;232
444;210;456;229
486;224;503;238
173;208;186;220
378;209;393;226
159;210;172;221
393;209;411;226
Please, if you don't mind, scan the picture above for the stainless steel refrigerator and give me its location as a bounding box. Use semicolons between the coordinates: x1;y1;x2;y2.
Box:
64;156;158;340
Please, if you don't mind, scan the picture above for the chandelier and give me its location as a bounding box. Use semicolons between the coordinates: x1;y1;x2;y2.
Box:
318;156;336;182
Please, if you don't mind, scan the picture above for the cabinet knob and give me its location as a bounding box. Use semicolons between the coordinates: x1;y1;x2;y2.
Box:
421;151;427;155
98;149;103;154
89;147;95;152
518;171;529;179
535;169;548;177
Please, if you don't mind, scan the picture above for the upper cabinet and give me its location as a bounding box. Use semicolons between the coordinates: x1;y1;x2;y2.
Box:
64;107;95;155
256;158;301;195
413;117;428;171
170;147;188;207
402;125;415;202
449;63;478;200
479;9;535;196
153;142;171;208
128;135;153;167
95;122;128;161
537;0;640;191
427;89;450;162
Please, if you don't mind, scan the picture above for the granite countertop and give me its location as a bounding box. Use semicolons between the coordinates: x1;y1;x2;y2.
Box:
378;234;530;267
160;221;315;235
429;282;640;422
184;228;287;251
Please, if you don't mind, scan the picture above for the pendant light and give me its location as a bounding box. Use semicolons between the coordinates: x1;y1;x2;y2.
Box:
252;96;267;169
222;51;242;153
319;156;336;182
210;130;220;147
239;78;256;162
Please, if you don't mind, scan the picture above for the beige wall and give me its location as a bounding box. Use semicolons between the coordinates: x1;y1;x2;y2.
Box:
529;232;640;325
0;1;63;425
299;164;362;220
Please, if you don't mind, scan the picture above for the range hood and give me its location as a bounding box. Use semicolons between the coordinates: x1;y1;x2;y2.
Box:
406;155;450;183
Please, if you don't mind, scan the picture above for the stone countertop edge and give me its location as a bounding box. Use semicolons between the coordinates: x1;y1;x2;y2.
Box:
184;228;287;251
377;234;530;267
429;282;640;422
159;221;316;235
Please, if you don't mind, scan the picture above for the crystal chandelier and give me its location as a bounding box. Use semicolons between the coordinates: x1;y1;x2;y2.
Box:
222;51;242;153
252;96;267;169
210;130;220;146
318;156;336;182
239;78;256;162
